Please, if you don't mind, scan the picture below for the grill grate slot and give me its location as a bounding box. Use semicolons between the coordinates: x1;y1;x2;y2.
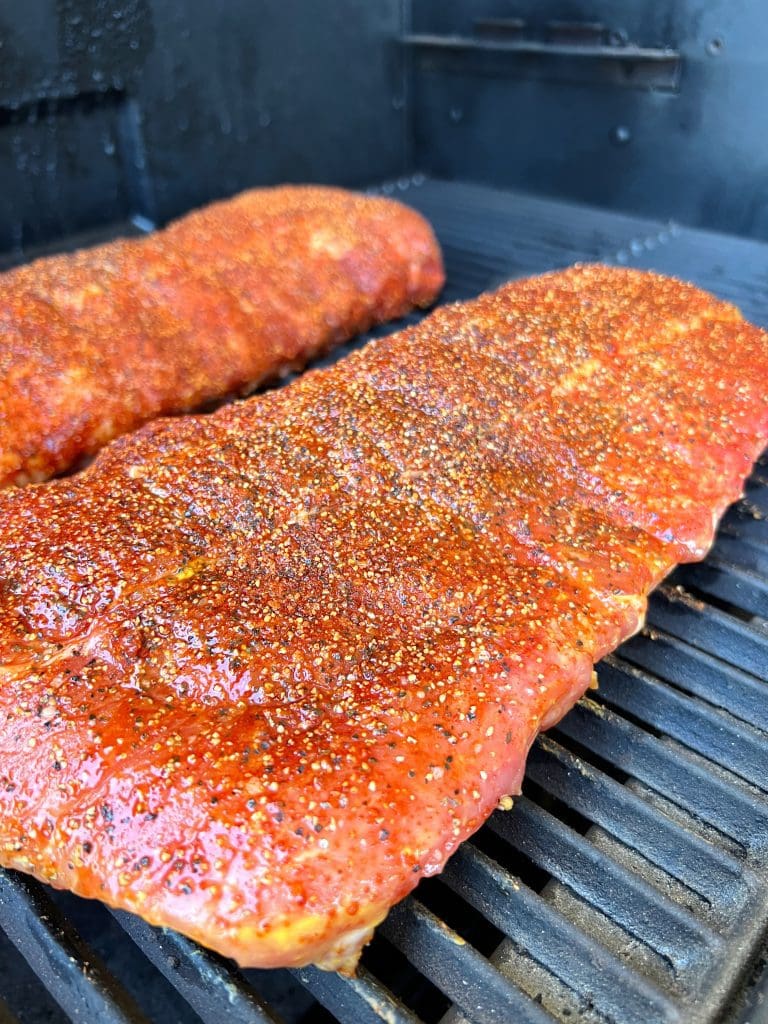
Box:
0;872;148;1023
441;844;678;1024
110;909;281;1024
714;529;768;577
674;557;768;619
554;700;768;854
745;476;768;513
2;177;768;1023
380;900;553;1024
597;656;768;790
487;797;721;985
291;965;419;1024
646;585;768;679
722;504;768;545
526;737;750;915
619;627;768;729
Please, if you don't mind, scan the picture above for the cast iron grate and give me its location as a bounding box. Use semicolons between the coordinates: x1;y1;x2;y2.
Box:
1;178;767;1024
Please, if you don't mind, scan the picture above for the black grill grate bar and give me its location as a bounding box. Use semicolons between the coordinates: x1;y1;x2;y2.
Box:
441;843;679;1024
597;656;768;791
380;899;554;1024
619;629;768;732
714;530;768;576
110;909;281;1024
489;798;722;984
646;585;768;679
0;871;148;1024
526;736;750;914
555;700;768;854
674;557;768;620
291;965;419;1024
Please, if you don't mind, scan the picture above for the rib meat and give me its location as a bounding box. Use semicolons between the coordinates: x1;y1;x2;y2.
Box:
0;186;444;487
0;265;766;971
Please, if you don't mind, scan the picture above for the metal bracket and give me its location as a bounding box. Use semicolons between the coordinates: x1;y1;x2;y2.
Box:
402;18;681;93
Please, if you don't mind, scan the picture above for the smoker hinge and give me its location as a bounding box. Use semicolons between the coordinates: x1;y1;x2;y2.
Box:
401;18;681;93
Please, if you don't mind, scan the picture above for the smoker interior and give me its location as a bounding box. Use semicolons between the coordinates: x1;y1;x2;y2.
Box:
0;177;767;1024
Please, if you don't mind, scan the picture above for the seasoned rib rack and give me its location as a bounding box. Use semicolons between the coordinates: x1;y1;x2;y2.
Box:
0;186;443;487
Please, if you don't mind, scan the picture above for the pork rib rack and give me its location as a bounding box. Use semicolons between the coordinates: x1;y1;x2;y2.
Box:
0;185;444;486
0;266;766;970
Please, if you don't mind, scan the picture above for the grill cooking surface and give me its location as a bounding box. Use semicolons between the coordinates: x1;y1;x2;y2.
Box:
1;178;767;1024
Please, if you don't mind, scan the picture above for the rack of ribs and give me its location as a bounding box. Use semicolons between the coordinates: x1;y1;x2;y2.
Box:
0;265;766;970
0;185;444;487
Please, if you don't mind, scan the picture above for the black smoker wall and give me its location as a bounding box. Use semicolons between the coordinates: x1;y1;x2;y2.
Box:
2;0;767;256
0;0;407;255
408;0;768;240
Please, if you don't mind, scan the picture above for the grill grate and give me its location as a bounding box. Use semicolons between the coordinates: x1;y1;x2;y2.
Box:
1;178;767;1024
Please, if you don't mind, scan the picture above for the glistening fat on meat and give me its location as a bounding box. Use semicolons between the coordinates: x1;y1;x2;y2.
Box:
0;185;444;487
0;265;766;971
